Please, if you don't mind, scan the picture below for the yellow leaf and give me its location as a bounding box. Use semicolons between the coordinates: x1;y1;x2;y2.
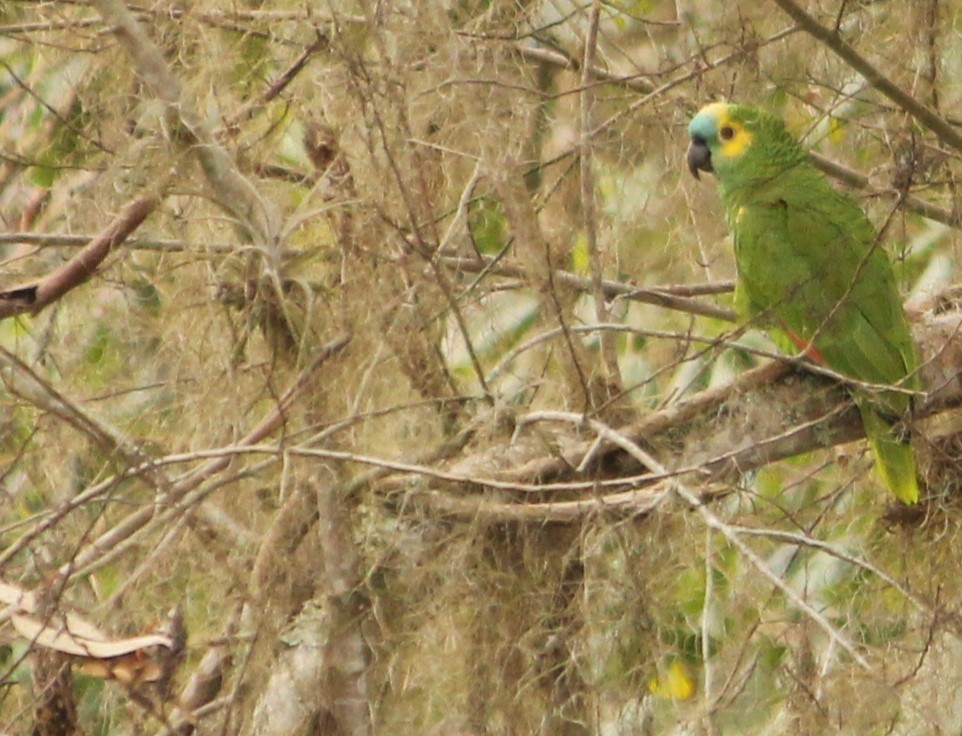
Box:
570;232;590;275
647;661;696;700
829;116;845;145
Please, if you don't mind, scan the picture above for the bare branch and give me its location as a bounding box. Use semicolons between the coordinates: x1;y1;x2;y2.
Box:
771;0;962;154
91;0;281;255
580;0;625;405
809;151;960;228
0;194;160;315
439;255;736;321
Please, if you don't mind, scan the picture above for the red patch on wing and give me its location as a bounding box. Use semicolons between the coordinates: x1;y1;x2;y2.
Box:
786;330;825;364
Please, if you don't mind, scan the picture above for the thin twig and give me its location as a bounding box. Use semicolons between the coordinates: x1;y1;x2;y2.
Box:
0;232;260;254
809;151;960;228
54;333;351;578
586;416;872;670
440;255;736;321
730;525;927;611
580;0;624;399
92;0;281;257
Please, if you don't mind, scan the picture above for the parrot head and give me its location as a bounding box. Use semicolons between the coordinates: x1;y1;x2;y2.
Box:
687;102;808;192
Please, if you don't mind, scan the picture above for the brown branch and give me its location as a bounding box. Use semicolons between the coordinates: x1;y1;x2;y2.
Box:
580;0;625;406
771;0;962;155
403;309;962;521
513;42;658;95
809;152;960;228
0;194;159;317
225;34;329;128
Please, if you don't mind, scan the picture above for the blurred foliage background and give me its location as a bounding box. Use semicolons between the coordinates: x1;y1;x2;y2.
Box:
2;1;962;734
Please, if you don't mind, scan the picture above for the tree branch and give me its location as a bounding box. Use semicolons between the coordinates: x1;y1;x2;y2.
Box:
809;152;961;229
0;194;160;316
439;255;736;321
405;309;962;521
771;0;962;155
91;0;281;256
580;0;625;405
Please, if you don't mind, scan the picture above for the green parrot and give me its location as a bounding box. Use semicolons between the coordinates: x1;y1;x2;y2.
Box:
686;102;920;503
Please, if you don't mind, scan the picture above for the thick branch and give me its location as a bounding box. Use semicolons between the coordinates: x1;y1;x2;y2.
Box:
411;310;962;521
0;194;159;316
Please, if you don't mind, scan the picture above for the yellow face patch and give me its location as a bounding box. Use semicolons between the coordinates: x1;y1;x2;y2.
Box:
700;102;754;159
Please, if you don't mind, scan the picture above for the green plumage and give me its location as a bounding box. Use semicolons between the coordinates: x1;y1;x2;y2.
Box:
687;103;919;503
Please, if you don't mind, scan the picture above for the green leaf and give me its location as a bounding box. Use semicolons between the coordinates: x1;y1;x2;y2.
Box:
467;196;508;255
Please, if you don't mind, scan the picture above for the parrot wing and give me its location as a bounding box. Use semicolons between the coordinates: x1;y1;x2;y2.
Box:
783;189;918;408
733;186;917;412
732;184;919;502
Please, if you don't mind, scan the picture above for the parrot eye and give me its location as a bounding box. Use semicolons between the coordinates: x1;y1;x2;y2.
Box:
720;126;735;140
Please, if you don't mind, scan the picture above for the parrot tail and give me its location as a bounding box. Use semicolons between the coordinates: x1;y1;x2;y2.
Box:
858;403;919;504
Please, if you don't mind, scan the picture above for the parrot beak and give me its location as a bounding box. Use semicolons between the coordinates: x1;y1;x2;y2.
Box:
687;135;713;179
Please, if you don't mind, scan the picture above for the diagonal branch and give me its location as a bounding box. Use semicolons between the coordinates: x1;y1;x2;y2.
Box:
91;0;281;256
771;0;962;155
584;414;871;669
0;194;161;316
